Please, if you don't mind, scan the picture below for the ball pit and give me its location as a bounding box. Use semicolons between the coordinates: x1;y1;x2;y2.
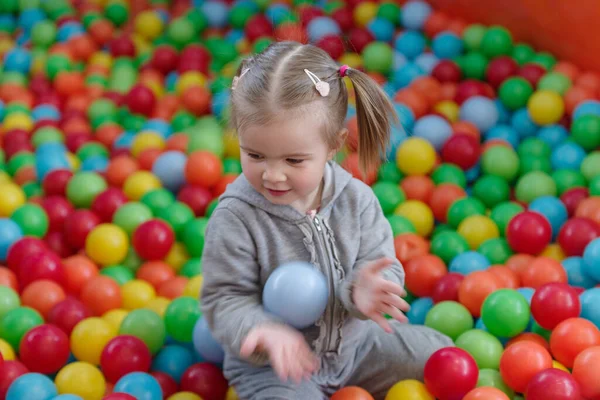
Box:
0;0;598;399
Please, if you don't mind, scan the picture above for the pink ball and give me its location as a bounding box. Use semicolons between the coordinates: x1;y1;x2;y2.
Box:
18;250;66;288
424;347;479;400
506;211;552;255
47;298;92;335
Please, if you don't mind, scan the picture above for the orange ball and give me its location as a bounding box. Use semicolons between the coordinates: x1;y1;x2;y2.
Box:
505;332;550;353
428;183;466;223
572;345;600;400
136;261;175;290
330;386;374;400
404;254;447;298
54;71;85;97
69;34;97;62
400;176;435;204
564;86;595;115
62;254;99;296
0;267;18;292
499;341;553;393
575;197;600;225
212;174;239;197
439;82;458;102
165;133;189;153
88;19;115;46
185;150;224;188
393;88;429;118
550;317;600;368
423;11;450;38
463;387;509;400
487;265;520;288
553;61;580;82
95;123;123;148
106;155;140;187
21;280;66;319
138;148;163;171
521;256;568;289
80;275;122;316
157;276;188;299
576;72;600;93
411;76;442;105
393;233;430;265
13;166;36;185
458;270;500;317
451;121;480;141
341;153;377;186
505;253;535;277
182;86;211;116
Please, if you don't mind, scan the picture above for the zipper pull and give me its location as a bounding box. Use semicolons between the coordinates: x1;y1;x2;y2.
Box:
314;216;322;232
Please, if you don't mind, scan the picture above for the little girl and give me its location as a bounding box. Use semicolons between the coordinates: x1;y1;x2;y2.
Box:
201;41;452;400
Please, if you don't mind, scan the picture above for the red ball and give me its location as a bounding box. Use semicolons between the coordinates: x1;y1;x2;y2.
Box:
125;84;156;116
518;63;546;87
454;79;493;104
558;217;600;256
347;28;374;53
177;185;213;216
132;219;175;261
440;134;480;170
531;283;581;330
47;298;92;335
525;368;581;400
245;14;273;43
506;211;552;255
432;60;462;83
42;169;73;197
180;363;229;400
64;132;92;153
91;188;128;222
331;7;354;32
561;187;589;217
317;35;345;60
18;250;66;288
150;371;178;399
178;45;210;75
298;5;324;27
485;56;519;89
100;335;152;383
152;45;179;75
0;361;28;399
431;272;464;303
109;35;136;58
41;196;74;232
19;324;70;374
63;209;101;250
6;237;48;272
424;347;479;400
44;230;74;258
4;138;33;159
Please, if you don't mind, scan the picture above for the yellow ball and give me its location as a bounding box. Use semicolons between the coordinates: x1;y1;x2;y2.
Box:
552;360;570;372
145;296;171;317
89;52;113;70
4;113;33;131
85;223;129;266
165;242;189;272
176;72;207;95
457;215;500;250
353;2;378;27
226;387;239;400
131;131;165;158
527;89;565;125
123;171;162;201
55;361;106;400
433;100;460;122
122;279;157;310
132;35;151;56
0;338;15;361
102;308;128;331
184;275;203;298
541;243;566;261
0;171;11;185
0;183;25;217
135;10;164;40
70;318;116;365
339;53;363;69
67;152;80;170
145;79;165;99
385;379;435;400
167;393;203;400
31;53;47;75
396;137;437;176
223;131;240;158
394;200;434;237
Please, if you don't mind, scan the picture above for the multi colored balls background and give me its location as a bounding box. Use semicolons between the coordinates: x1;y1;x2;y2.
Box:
0;0;599;399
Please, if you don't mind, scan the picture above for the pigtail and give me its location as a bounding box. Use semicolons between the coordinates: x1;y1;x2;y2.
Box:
344;68;398;175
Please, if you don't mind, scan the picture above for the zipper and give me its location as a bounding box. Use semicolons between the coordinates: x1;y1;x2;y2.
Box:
313;215;336;353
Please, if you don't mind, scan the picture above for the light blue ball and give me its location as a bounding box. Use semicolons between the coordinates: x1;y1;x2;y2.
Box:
393;51;408;70
394;30;426;60
511;108;539;138
35;148;70;181
562;257;596;289
573;100;600;119
142;119;172;139
516;286;535;331
114;372;163;400
151;151;187;192
18;9;46;32
225;28;245;44
485;125;519;149
537;124;568;149
551;141;586;170
529;196;567;240
0;219;22;261
201;1;230;28
211;90;230;120
407;297;433;325
151;345;194;383
113;131;136;150
6;373;57;400
3;47;32;73
583;237;600;282
494;99;512;125
580;288;600;329
263;261;329;329
193;316;225;364
392;62;425;89
394;102;415;132
412;115;452;151
51;395;84;400
367;17;395;42
449;251;490;275
32;105;60;122
265;4;291;26
459;96;499;134
306;17;341;43
57;22;85;42
400;0;432;30
432;31;464;59
465;162;481;184
81;156;109;173
414;53;439;74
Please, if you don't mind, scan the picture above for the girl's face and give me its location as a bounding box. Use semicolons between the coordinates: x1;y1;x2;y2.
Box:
238;113;338;214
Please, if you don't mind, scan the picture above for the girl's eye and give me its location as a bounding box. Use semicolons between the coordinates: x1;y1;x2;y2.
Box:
248;153;263;160
287;158;304;164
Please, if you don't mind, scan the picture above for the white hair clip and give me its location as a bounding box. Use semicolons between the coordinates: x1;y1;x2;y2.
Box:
232;68;250;90
304;69;330;97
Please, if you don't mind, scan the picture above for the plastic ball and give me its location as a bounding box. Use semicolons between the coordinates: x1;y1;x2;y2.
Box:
54;362;106;400
412;115;453;151
499;341;552;394
70;317;116;365
455;329;504;370
100;335;152;384
401;0;432;30
531;283;581;330
386;379;434;400
394;200;434;237
550;317;600;369
362;41;393;75
459;96;499;133
123;171;162;201
19;324;69;374
481;289;531;338
396;137;437;176
424;347;478;400
85;224;129;266
0;219;23;261
132;219;175;261
113;372;163;400
425;301;473;341
457;215;500;250
6;373;57;400
193;316;225;364
506;211;552;255
558;217;600;256
118;309;166;355
572;346;600;399
527;89;565;125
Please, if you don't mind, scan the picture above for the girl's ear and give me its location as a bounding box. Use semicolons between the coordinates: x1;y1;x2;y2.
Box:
328;128;348;160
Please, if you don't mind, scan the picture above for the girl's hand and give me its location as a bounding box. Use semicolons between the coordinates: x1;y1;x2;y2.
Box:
352;257;411;333
240;323;319;383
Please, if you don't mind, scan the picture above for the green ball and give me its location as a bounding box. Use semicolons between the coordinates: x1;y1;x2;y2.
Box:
157;202;195;240
164;296;202;343
104;0;129;27
531;320;552;342
478;238;513;265
473;175;510;208
511;43;535;65
460;51;488;80
482;146;520;182
378;162;403;183
372;182;405;215
45;54;71;80
581;152;600;181
387;215;416;236
0;286;20;319
361;42;393;75
186;118;224;157
552;169;587;196
455;329;504;370
430;231;470;265
31;20;56;48
180;258;202;278
515;171;557;203
31;127;64;148
89;98;118;122
22;182;43;199
537;72;572;95
519;154;552;175
66;172;107;208
171;111;196;132
572;115;600;151
222;158;242;175
447;197;486;229
7;152;35;176
425;301;474;341
490;202;524;236
498;77;534;111
77;142;109;161
431;224;453;240
377;2;400;24
122;246;143;273
253;37;273;54
205;198;219;218
10;203;48;238
530;52;557;70
431;164;466;188
119;309;166;354
229;3;255;29
589;176;600;196
0;306;43;350
100;265;134;285
480;26;513;58
518;137;551;159
140;188;176;216
462;24;487;51
477;369;515;397
184;10;208;34
112;202;153;237
182;218;209;258
481;289;530;338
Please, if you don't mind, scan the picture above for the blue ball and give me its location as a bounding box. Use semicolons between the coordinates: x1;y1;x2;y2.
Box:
537;124;569;149
263;261;329;329
35;144;70;180
432;31;464;59
32;105;60;122
392;51;408;71
151;345;194;383
485;125;520;149
511;108;539;138
414;53;439;74
6;373;57;400
459;96;499;133
165;72;179;92
18;9;46;32
3;47;32;73
551;141;586;170
583;237;600;282
51;395;84;400
580;288;600;329
465;162;481;184
392;62;425;89
516;287;535;331
81;156;109;173
265;4;291;26
193;316;225;364
306;17;341;43
151;151;187;192
495;99;512;125
528;196;567;240
211;90;230;120
113;131;136;150
394;102;415;133
114;372;163;400
201;1;230;28
562;257;596;289
449;251;490;275
367;17;395;42
386;124;407;160
225;28;245;44
406;297;433;325
400;0;432;30
0;100;5;120
412;115;452;151
394;30;426;60
142;119;172;139
573;100;600;119
57;22;85;42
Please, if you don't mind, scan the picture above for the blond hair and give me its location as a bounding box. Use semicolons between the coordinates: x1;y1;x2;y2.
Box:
229;41;398;174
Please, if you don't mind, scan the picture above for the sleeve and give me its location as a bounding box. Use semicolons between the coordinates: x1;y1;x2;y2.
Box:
337;194;406;319
200;207;284;365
